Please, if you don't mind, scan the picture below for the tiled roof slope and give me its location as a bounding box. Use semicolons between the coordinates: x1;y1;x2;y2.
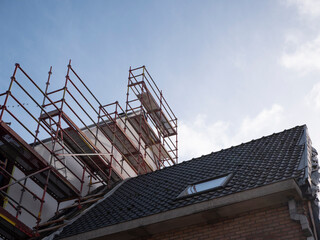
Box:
55;125;308;239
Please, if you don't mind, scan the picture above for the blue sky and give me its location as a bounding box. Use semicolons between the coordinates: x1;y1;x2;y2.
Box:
1;0;320;161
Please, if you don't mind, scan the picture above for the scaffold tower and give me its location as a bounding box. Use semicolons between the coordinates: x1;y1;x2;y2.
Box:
0;61;178;239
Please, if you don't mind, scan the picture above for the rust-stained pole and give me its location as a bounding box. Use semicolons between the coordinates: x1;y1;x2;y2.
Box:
0;63;19;121
33;66;52;147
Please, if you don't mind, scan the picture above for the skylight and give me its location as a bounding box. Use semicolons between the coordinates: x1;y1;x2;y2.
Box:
178;173;232;198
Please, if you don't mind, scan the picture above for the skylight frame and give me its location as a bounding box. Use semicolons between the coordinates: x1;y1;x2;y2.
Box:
177;173;233;199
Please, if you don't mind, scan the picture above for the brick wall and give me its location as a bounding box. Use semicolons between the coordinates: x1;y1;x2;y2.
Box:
143;203;307;240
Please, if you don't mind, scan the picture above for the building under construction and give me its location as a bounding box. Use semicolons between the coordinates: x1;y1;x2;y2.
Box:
0;61;178;239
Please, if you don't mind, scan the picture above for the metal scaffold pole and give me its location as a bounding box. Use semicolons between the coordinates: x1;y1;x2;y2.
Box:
0;62;178;238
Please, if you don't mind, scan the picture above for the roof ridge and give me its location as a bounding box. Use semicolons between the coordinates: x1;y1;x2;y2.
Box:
213;124;306;153
133;124;307;179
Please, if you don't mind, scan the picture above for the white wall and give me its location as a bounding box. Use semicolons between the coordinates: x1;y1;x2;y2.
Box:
3;118;164;228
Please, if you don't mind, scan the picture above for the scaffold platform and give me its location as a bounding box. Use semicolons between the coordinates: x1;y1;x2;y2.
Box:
0;121;79;201
40;110;117;183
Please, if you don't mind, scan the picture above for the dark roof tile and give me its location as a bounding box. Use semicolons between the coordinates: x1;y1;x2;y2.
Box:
55;125;308;239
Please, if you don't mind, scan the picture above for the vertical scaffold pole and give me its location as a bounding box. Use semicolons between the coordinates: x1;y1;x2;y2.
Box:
124;66;132;134
33;66;52;147
0;63;19;121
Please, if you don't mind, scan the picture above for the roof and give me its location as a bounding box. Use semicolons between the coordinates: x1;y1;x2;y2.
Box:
53;125;310;239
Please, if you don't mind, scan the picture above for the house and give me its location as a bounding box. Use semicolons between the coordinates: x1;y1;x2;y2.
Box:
0;63;318;240
47;125;320;240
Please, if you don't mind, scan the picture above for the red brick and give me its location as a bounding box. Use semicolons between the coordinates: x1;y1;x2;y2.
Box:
142;203;307;240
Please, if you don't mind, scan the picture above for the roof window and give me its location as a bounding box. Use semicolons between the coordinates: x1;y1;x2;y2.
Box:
178;173;232;198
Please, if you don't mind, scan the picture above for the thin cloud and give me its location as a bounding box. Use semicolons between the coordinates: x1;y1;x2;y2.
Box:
179;104;284;161
179;116;231;161
306;82;320;110
235;104;284;142
286;0;320;18
281;35;320;72
281;0;320;73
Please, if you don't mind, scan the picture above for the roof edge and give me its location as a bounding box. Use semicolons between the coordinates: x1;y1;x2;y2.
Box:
298;125;309;175
59;179;303;240
298;125;319;200
45;178;129;240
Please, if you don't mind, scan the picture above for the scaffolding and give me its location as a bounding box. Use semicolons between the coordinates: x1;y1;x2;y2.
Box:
126;66;178;168
0;62;178;238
